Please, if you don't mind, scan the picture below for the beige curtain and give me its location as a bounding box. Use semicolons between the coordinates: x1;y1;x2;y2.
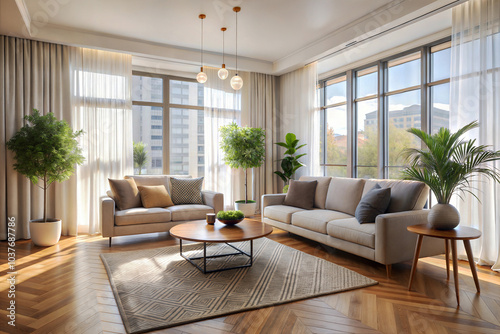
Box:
249;72;279;211
0;35;78;239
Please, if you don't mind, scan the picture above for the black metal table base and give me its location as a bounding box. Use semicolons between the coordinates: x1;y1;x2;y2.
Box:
179;239;253;274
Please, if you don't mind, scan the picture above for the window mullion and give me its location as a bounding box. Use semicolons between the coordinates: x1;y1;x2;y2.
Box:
346;70;354;178
163;76;170;174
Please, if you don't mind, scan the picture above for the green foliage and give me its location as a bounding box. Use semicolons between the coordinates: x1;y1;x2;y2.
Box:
217;210;244;220
219;123;266;170
219;123;266;203
133;141;148;175
401;121;500;204
274;133;306;185
6;109;84;222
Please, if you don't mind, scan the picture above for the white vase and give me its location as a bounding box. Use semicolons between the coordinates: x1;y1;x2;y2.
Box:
235;201;257;217
428;204;460;230
30;219;62;246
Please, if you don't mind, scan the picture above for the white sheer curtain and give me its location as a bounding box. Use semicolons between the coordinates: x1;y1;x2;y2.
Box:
279;63;321;178
71;48;133;234
449;0;500;270
203;67;248;209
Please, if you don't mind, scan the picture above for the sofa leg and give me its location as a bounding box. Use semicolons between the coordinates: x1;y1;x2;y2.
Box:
386;264;392;278
109;237;112;247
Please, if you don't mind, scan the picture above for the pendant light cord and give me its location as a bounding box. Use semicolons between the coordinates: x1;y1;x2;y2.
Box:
235;11;238;74
201;18;204;68
222;29;225;64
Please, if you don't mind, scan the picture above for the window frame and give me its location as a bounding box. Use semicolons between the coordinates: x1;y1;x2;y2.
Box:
319;37;451;179
132;71;204;174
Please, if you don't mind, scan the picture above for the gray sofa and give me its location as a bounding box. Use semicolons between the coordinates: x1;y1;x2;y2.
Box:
101;175;223;246
262;176;444;276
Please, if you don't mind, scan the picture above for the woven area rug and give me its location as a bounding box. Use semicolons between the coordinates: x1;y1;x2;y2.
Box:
100;238;377;334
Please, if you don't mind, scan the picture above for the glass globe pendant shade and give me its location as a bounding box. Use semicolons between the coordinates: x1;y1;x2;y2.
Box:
230;74;243;90
196;67;207;84
218;65;229;80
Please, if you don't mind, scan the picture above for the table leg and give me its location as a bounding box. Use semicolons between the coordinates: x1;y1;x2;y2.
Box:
445;239;450;280
408;234;424;291
464;240;480;293
250;240;253;266
203;242;207;274
451;239;460;305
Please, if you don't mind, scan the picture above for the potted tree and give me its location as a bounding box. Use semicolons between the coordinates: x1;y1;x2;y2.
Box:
402;121;500;230
6;109;84;246
219;122;265;217
274;133;307;193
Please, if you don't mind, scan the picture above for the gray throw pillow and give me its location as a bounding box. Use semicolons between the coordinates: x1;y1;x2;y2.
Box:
283;180;317;210
170;177;204;205
355;183;391;224
108;178;142;210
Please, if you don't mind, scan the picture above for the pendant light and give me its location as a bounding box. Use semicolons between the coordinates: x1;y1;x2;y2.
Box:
218;27;229;80
230;6;243;90
196;14;207;84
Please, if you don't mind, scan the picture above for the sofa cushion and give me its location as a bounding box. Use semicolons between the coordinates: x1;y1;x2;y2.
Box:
327;218;375;248
125;175;191;194
292;210;353;234
325;177;366;216
138;185;174;208
264;205;305;224
108;178;142;210
283;180;317;209
115;207;171;226
170;177;204;205
168;204;214;221
362;179;428;213
355;184;391;224
299;176;332;209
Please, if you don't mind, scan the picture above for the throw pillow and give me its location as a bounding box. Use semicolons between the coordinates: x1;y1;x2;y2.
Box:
137;185;174;208
170;177;204;205
355;184;391;224
283;180;317;210
108;178;142;210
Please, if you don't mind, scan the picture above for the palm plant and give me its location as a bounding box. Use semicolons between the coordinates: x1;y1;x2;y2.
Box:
401;121;500;204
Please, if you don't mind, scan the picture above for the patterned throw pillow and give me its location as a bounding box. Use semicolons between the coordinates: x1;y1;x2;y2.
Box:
170;177;204;205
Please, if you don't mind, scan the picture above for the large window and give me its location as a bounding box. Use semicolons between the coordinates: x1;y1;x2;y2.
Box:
319;39;451;179
132;73;205;176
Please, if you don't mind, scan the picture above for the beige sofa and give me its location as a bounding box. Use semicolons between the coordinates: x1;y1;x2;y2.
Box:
101;175;223;246
262;176;444;276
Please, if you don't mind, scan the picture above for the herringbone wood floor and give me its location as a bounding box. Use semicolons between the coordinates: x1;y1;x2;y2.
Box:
1;220;500;334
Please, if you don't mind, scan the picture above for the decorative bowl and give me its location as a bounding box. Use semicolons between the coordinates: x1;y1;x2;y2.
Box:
218;218;244;225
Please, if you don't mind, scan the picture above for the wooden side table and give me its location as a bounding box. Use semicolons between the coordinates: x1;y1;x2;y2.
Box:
407;224;481;305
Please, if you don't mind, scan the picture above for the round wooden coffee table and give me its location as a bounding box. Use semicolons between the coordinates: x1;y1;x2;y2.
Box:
407;224;481;305
170;220;273;274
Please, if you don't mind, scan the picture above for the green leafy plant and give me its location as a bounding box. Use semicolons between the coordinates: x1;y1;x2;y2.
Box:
133;141;148;175
219;122;265;203
217;210;245;220
274;133;307;191
6;109;85;222
401;121;500;204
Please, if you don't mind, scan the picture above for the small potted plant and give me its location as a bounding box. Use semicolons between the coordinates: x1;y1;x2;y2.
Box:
219;122;265;217
274;133;307;193
216;210;245;225
402;121;500;230
6;109;84;246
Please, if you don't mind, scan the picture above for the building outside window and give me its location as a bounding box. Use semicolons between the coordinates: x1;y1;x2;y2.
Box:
132;74;205;176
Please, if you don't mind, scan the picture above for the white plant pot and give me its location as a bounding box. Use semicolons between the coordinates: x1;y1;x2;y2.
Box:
428;204;460;230
235;201;257;217
30;219;62;246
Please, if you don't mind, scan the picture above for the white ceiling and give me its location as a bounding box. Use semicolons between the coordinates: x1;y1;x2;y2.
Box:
23;0;393;62
0;0;462;75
